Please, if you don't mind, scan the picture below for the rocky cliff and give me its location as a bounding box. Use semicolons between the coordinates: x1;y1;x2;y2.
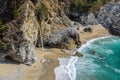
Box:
97;1;120;35
67;0;120;36
35;0;81;49
0;1;39;65
0;0;81;64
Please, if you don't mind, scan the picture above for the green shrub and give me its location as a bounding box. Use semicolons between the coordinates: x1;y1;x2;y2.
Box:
35;3;49;22
69;0;110;13
13;7;19;19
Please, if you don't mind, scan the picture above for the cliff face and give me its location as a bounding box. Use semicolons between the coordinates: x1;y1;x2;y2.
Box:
36;0;81;49
66;0;120;36
97;1;120;36
0;0;81;64
0;1;39;64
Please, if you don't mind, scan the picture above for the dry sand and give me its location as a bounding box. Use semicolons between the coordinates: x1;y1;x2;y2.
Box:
0;48;70;80
0;24;111;80
79;24;110;43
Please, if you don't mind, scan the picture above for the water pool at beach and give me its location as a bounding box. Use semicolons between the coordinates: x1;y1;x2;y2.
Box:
55;36;120;80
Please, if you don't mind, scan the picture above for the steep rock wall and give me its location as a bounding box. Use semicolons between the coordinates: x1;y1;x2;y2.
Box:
0;0;81;63
0;1;39;64
35;0;81;49
97;1;120;36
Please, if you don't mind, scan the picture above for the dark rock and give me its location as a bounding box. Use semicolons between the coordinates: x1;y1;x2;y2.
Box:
0;53;6;62
83;27;93;32
25;61;32;66
98;55;104;60
74;51;83;57
88;50;95;55
67;12;80;22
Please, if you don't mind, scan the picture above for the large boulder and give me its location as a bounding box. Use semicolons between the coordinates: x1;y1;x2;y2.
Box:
45;27;81;49
85;13;99;25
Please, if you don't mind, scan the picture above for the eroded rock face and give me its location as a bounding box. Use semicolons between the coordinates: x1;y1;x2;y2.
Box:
35;0;81;49
97;1;120;35
0;1;39;64
67;1;120;36
68;13;99;26
45;27;81;49
0;0;82;63
79;13;98;26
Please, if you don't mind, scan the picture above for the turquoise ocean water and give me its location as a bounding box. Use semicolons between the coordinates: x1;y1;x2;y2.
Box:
55;36;120;80
67;36;120;80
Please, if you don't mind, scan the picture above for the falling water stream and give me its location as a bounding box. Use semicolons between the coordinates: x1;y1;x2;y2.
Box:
39;26;44;50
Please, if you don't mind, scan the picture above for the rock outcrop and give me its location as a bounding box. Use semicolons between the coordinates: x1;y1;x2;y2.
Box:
97;1;120;36
67;12;99;26
67;1;120;36
35;0;81;49
0;1;39;64
0;0;81;63
45;27;81;49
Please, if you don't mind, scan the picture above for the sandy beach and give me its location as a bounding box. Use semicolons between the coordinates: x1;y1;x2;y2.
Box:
0;24;110;80
79;24;110;43
0;48;70;80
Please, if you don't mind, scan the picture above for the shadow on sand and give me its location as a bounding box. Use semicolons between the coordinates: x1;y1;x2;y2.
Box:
0;57;20;65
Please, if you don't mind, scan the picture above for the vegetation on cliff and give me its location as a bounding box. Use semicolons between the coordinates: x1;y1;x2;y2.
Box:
70;0;111;13
35;3;49;23
0;0;25;24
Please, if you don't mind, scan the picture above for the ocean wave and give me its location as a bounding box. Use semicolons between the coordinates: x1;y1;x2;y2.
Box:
105;64;120;74
55;36;120;80
54;58;70;80
78;36;113;52
67;56;78;80
79;36;118;50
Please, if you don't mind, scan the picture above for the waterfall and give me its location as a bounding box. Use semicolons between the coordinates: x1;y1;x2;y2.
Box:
39;27;44;50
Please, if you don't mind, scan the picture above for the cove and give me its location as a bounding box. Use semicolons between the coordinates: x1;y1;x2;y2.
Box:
73;36;120;80
55;36;120;80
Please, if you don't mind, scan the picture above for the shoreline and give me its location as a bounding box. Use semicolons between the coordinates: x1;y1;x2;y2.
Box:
38;48;71;80
0;48;71;80
0;24;110;80
39;24;111;80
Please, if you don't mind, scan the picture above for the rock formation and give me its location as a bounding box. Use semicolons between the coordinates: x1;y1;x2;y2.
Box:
67;0;120;36
97;1;120;36
1;0;119;64
45;27;81;49
0;0;81;64
35;0;81;49
0;1;39;65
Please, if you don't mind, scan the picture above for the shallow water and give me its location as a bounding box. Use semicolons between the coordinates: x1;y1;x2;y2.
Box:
55;36;120;80
75;36;120;80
